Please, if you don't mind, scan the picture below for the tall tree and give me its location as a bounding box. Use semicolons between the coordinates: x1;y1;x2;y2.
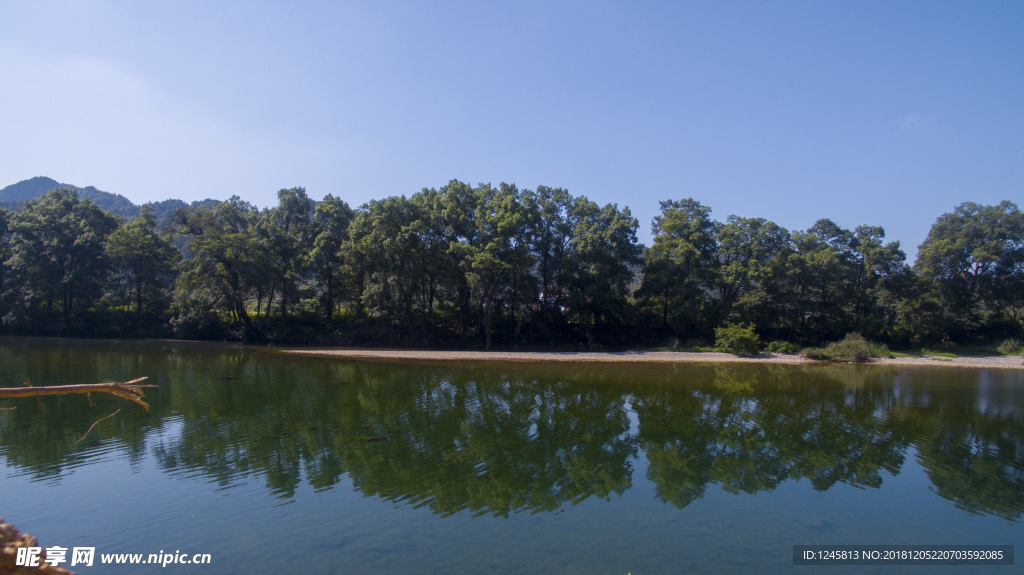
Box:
105;204;181;323
4;189;118;330
259;187;314;317
848;225;910;338
713;216;793;333
432;180;482;340
640;198;718;335
565;197;641;347
468;183;538;348
529;186;574;316
169;196;261;336
348;196;424;343
309;194;354;320
916;201;1024;339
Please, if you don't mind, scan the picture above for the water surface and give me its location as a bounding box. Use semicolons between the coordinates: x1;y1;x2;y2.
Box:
1;338;1021;573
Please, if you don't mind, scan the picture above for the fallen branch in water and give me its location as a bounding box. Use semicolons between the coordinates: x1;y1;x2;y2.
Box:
75;408;122;445
0;377;155;410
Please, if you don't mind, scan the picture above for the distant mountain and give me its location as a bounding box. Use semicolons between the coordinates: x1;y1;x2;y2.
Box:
0;176;219;227
0;176;71;202
0;176;140;219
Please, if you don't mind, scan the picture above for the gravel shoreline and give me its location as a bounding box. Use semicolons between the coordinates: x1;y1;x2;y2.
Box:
284;349;1024;369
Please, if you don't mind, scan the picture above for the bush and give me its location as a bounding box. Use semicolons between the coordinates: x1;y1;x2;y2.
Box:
765;340;801;354
714;323;761;356
997;338;1024;355
804;333;890;363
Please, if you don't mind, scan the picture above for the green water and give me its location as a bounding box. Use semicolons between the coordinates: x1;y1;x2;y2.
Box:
1;338;1021;574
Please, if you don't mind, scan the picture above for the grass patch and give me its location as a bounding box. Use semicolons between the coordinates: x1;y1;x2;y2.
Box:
910;342;1012;357
921;349;958;358
803;333;891;363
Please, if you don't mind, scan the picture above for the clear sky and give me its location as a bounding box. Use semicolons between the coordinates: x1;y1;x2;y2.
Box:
2;0;1021;254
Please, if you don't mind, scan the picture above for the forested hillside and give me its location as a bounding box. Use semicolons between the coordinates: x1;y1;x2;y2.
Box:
0;182;1020;349
0;176;218;226
0;176;139;218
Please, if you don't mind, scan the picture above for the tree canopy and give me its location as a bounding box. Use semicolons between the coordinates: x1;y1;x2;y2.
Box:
0;187;1019;348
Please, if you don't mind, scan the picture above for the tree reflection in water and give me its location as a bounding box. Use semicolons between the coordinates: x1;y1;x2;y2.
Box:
1;340;1022;521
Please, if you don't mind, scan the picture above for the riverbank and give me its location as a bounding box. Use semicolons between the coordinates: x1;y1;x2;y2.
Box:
284;348;1024;368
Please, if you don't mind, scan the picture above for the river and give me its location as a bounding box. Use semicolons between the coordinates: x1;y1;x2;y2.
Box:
1;337;1021;573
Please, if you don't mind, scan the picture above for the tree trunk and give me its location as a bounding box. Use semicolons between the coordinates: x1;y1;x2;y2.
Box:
280;276;288;317
662;289;669;327
63;284;73;326
136;281;145;319
325;271;334;320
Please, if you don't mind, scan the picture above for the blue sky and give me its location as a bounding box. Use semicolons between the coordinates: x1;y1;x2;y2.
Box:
1;0;1021;254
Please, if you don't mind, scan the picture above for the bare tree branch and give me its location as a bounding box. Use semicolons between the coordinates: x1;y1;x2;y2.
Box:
0;377;155;410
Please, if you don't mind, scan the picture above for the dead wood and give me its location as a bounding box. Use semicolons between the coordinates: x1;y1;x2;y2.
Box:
0;378;155;410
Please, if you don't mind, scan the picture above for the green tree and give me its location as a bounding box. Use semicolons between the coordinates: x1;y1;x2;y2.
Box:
467;183;538;348
104;204;181;326
791;219;859;341
408;183;481;333
258;187;314;318
348;195;424;343
640;198;718;336
169;196;261;337
427;180;482;340
529;186;575;320
916;201;1024;339
4;189;118;330
848;225;911;339
309;194;354;319
565;197;641;347
712;216;793;332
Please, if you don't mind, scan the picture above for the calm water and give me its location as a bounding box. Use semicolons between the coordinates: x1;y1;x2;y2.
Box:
1;338;1021;574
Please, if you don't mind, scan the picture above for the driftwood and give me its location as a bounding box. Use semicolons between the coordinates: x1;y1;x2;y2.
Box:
0;377;155;410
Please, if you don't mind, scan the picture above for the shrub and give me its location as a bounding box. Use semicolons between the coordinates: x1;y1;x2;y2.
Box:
714;323;761;356
804;333;890;363
997;338;1024;355
766;340;801;354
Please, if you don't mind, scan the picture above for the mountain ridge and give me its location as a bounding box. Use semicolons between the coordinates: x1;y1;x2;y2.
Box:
0;176;217;223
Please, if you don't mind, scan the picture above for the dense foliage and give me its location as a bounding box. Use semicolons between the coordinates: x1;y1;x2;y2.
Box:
0;184;1021;349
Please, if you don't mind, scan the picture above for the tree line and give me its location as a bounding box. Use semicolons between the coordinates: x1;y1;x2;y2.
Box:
0;182;1020;348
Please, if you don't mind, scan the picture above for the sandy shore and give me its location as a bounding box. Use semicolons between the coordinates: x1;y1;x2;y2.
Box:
284;348;1024;369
